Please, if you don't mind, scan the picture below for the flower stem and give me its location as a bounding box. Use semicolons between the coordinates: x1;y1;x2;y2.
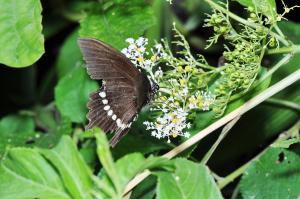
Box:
201;116;241;164
267;45;300;54
265;98;300;112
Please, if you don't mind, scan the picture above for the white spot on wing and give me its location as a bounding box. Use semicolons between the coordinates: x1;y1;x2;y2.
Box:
108;110;113;116
99;92;106;98
104;105;110;111
112;114;117;120
102;99;108;104
116;119;122;127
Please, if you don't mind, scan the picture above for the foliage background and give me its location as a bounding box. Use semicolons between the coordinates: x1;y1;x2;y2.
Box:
0;0;299;198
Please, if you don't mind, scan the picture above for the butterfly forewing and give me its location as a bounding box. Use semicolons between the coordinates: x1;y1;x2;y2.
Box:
78;38;150;146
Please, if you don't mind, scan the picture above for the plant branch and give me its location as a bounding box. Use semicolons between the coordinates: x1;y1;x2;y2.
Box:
267;45;300;54
204;0;289;46
265;98;300;112
201;116;241;164
123;68;300;195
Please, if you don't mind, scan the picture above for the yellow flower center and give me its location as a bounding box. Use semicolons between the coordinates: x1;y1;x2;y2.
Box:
137;57;144;62
151;56;156;61
172;132;178;138
172;117;179;124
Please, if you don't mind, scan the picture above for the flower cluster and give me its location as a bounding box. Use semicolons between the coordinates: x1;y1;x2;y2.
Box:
144;106;191;143
121;29;216;143
121;37;165;83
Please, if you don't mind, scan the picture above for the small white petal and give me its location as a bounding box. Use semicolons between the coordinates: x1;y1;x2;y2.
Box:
126;38;134;43
112;114;117;120
102;99;108;104
104;105;110;111
99;92;106;98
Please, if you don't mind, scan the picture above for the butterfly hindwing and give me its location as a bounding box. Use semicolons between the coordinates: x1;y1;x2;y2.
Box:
78;38;151;146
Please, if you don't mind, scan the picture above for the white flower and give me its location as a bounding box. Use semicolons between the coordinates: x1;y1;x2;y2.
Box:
126;38;134;43
122;37;165;84
184;132;190;138
155;43;163;50
144;107;191;142
200;91;215;111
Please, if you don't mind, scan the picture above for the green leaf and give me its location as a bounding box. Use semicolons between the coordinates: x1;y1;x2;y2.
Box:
79;1;155;50
0;114;35;157
235;0;276;20
0;148;71;199
155;158;223;199
56;29;82;79
114;153;173;190
95;128;122;196
0;0;44;67
40;136;93;199
28;105;73;149
240;148;300;199
95;129;173;197
0;136;93;199
130;175;157;199
55;65;98;123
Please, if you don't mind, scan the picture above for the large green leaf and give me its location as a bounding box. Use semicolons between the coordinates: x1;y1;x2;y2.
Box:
0;148;71;199
240;148;300;199
40;136;93;199
0;0;44;67
94;128;173;198
55;65;98;123
155;158;223;199
114;153;173;190
79;1;155;50
0;136;94;199
56;29;82;79
0;114;35;157
27;105;73;149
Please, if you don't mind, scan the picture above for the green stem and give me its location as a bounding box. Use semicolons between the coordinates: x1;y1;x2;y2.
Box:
201;116;240;164
218;161;252;189
204;0;289;46
267;45;300;54
217;119;300;189
265;98;300;112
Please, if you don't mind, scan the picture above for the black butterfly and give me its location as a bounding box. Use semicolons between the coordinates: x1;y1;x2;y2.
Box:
78;38;159;147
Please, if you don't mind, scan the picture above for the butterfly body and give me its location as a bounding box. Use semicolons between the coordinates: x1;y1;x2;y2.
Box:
78;38;156;146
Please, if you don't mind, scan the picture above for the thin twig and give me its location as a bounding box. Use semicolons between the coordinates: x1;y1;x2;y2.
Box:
265;98;300;112
123;69;300;195
201;116;241;164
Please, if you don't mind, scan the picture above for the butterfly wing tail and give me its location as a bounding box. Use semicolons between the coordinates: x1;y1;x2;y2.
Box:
109;128;130;147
